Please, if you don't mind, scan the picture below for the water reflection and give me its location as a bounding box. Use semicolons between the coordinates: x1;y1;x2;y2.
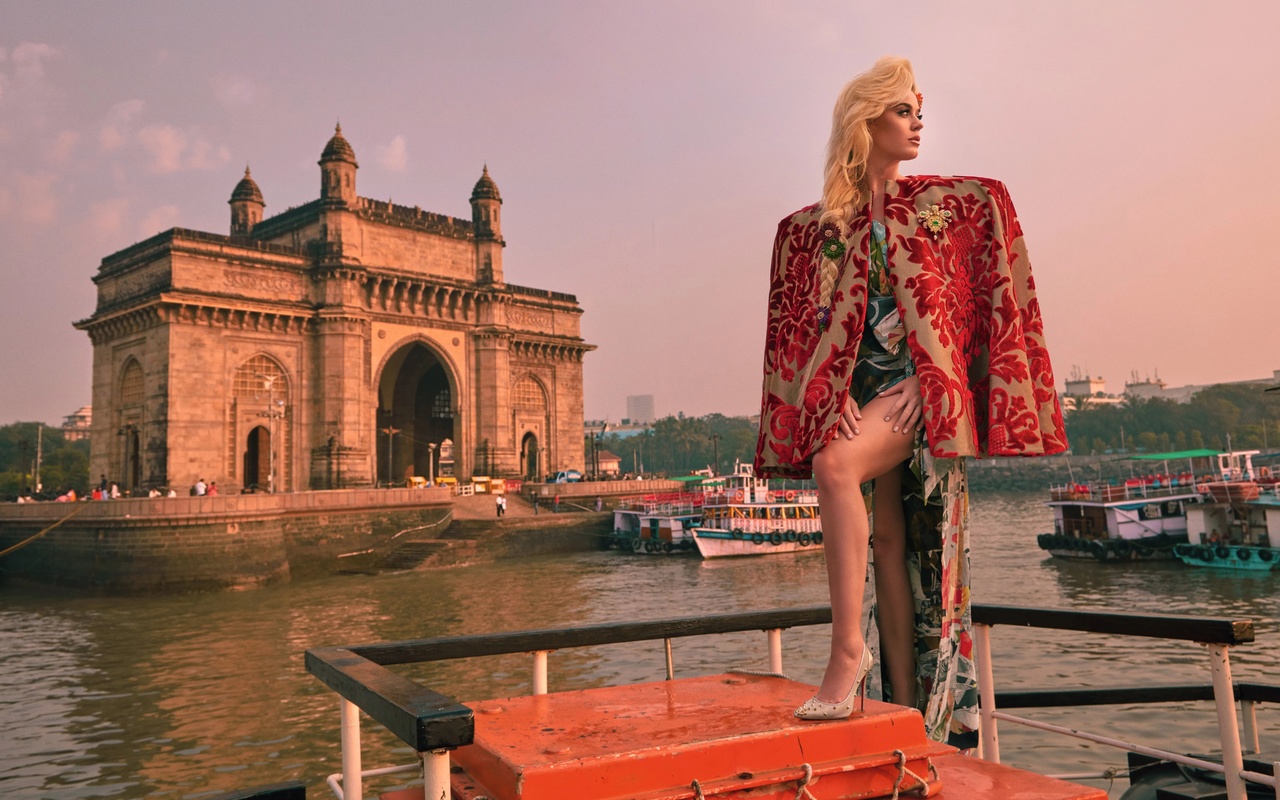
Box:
2;491;1279;799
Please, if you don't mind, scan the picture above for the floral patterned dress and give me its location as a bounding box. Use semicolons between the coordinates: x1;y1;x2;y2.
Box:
754;177;1067;747
851;219;977;747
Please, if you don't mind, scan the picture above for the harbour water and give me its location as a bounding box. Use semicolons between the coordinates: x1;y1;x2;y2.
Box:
3;490;1280;799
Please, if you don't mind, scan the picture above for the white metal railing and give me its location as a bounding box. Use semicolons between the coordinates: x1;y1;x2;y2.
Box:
313;606;1268;800
974;624;1268;800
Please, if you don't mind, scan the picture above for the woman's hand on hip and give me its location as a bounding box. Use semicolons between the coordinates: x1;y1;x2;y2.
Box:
879;376;924;434
838;394;862;438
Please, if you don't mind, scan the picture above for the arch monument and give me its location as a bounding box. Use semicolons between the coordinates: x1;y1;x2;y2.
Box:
76;127;594;492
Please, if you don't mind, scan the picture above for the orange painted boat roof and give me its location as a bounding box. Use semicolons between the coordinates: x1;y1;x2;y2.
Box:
381;673;1111;800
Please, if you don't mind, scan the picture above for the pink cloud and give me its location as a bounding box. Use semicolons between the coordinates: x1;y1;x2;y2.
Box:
375;135;408;172
99;99;144;151
137;124;230;173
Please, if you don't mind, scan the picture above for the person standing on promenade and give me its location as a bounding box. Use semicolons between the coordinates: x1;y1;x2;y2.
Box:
754;56;1066;745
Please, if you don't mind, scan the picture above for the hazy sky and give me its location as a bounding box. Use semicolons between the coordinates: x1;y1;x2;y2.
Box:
2;2;1278;425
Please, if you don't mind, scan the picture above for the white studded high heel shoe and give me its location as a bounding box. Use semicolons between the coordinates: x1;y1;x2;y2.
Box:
794;646;874;720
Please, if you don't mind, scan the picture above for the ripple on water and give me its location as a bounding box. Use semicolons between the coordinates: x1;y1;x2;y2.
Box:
3;491;1280;799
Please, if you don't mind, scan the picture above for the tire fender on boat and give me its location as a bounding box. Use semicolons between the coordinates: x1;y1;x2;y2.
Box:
1237;548;1252;560
631;538;643;553
751;532;765;545
1260;549;1275;562
1216;546;1230;559
662;541;673;554
784;529;798;542
798;532;812;546
1114;540;1132;557
813;531;824;545
1090;540;1108;561
731;528;744;539
769;531;784;546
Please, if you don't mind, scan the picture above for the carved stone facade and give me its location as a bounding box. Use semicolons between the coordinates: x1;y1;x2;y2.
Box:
76;127;594;492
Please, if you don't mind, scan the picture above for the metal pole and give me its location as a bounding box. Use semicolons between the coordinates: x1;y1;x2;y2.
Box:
340;698;363;800
421;749;450;800
767;629;783;674
974;623;1000;763
664;638;674;680
532;651;549;695
1243;700;1259;754
268;381;275;493
34;423;42;492
1208;643;1247;800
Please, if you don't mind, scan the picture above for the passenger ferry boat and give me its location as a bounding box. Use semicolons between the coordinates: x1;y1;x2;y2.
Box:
690;461;823;558
608;491;704;554
1173;452;1280;570
1035;449;1255;562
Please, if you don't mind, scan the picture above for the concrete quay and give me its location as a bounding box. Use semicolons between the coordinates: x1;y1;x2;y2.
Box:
0;485;642;595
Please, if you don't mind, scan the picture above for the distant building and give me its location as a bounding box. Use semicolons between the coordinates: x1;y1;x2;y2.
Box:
1123;369;1280;403
61;406;92;442
75;126;594;493
1060;369;1124;411
626;394;655;425
597;450;622;477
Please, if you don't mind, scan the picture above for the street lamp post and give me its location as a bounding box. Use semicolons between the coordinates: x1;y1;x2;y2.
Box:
427;442;437;485
380;425;401;487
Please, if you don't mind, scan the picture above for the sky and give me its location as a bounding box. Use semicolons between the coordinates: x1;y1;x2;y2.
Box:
2;1;1278;426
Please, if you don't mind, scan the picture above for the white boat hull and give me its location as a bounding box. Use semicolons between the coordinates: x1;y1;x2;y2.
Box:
691;528;823;558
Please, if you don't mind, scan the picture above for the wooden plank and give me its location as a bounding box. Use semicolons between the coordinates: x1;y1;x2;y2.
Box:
304;647;473;751
973;605;1253;645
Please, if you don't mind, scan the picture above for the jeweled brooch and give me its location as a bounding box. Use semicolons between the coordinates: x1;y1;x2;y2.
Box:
816;305;832;332
917;204;953;240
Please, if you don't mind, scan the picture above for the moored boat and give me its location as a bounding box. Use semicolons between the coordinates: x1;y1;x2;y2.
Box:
608;491;704;555
689;461;823;558
1036;449;1258;563
1173;465;1280;571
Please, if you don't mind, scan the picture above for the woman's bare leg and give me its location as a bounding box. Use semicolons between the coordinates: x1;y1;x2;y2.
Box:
873;464;917;708
811;393;915;702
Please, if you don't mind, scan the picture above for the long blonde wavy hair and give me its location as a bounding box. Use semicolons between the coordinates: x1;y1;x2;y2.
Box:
818;56;918;231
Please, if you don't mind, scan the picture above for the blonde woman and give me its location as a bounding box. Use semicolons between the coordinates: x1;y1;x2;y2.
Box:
754;56;1066;744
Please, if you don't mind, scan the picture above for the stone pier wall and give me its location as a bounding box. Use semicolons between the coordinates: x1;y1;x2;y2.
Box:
0;488;452;593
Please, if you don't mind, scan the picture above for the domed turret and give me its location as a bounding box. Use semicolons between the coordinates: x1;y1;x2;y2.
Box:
229;166;265;235
470;164;504;283
470;165;502;202
320;123;358;166
319;123;358;205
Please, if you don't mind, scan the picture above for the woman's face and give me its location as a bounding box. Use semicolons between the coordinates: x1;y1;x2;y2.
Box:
868;89;923;163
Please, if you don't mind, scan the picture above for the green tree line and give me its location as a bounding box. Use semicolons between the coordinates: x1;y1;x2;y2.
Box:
0;422;91;499
597;413;760;477
1065;384;1280;455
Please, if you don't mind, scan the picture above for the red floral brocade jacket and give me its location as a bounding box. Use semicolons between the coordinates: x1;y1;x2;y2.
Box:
754;176;1067;479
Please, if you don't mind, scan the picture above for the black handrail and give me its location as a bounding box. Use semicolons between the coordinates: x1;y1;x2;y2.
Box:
973;604;1254;645
303;604;1258;753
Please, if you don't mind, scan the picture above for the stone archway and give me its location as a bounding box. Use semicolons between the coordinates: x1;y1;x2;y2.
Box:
244;425;271;490
520;432;539;481
377;341;457;485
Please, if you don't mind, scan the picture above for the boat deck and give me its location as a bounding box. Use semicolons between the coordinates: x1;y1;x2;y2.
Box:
413;673;1105;800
